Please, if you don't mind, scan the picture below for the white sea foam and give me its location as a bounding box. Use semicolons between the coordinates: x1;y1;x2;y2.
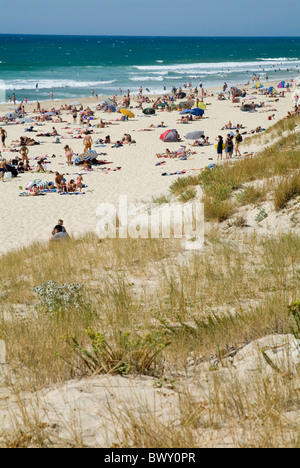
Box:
0;79;116;90
133;58;300;73
130;76;164;82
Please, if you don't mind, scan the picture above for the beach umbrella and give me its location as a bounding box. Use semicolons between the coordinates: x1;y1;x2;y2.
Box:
107;105;116;112
120;108;135;118
100;97;115;107
17;117;34;124
190;108;204;116
143;108;155;115
184;131;205;140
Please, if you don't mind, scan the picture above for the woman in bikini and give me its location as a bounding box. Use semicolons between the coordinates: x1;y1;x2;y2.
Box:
64;145;73;166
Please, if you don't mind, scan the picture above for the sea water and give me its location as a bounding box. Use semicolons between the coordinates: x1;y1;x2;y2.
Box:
0;35;299;102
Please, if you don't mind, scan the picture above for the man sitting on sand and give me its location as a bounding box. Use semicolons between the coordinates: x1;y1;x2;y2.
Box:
50;224;69;242
55;172;67;192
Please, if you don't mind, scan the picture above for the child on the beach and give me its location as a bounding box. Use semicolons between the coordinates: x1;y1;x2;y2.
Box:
76;173;83;192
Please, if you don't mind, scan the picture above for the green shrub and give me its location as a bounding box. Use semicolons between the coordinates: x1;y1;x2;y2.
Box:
60;329;170;376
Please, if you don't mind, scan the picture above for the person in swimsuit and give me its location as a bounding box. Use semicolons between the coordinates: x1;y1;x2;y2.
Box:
64;145;73;166
19;145;29;164
0;159;7;182
0;128;7;148
83;132;93;152
76;173;83;192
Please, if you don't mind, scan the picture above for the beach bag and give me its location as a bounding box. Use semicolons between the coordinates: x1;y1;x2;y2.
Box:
4;172;12;181
238;134;243;143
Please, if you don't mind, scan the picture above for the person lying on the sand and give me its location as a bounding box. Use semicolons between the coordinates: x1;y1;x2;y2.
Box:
96;135;110;144
221;120;233;130
246;126;264;134
31;184;40;196
37;127;59;137
156;148;178;159
189;136;210;146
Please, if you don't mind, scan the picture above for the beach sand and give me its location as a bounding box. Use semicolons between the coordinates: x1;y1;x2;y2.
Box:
0;83;295;255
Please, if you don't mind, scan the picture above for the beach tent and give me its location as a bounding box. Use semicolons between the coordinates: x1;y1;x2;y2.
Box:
5;112;18;119
143;108;155;115
190;108;204;116
278;81;285;89
184;130;205;140
252;82;263;89
100;98;116;107
160;129;180;142
268;87;278;95
179;109;191;115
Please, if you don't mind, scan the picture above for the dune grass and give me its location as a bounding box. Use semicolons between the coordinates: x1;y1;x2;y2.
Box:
169;128;300;220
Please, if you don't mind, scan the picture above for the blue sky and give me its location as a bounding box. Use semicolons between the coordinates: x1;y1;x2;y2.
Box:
0;0;299;36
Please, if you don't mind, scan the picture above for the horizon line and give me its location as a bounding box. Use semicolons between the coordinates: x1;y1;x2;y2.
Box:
0;33;300;38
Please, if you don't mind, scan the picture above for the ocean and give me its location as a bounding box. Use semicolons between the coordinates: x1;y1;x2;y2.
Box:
0;35;299;102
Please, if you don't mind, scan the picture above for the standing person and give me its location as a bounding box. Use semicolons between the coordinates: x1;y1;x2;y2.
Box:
72;109;77;125
36;101;41;113
0;128;7;148
64;145;73;166
225;134;234;160
234;130;242;157
83;132;93;152
50;90;54;100
91;89;95;97
19;145;29;164
13;93;16;105
215;135;224;161
76;173;83;192
0;159;7;182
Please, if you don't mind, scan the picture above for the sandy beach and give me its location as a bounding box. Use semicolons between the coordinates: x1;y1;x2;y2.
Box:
0;82;296;255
